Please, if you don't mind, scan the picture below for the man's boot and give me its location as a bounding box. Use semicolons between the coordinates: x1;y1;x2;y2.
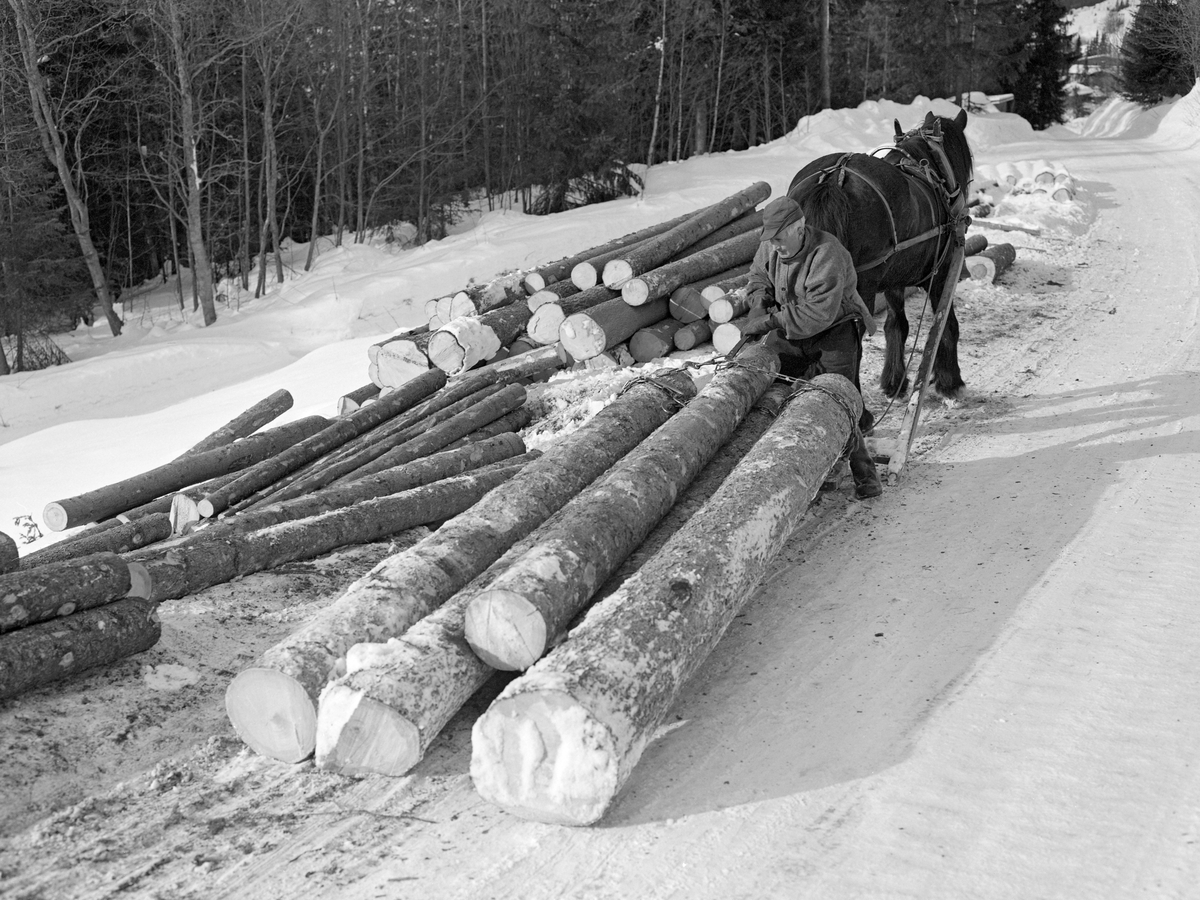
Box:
847;427;882;499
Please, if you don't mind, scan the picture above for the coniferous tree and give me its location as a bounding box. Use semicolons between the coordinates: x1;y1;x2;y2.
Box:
1011;0;1075;129
1120;0;1196;105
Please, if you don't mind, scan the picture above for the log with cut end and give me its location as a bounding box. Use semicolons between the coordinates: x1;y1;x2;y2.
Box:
176;389;294;458
196;369;447;519
673;319;712;351
0;596;161;701
224;369;696;763
711;316;750;354
0;553;132;634
373;331;435;388
453;272;526;315
707;289;752;324
700;270;751;303
662;209;761;264
42;415;330;532
337;382;381;416
668;265;751;323
1;532;16;575
426;302;534;376
463;344;779;672
19;514;173;568
527;280;579;312
622;230;759;307
559;297;669;362
526;285;620;345
628;320;684;363
601;182;770;289
367;325;429;365
965;233;988;257
470;373;863;825
963;243;1015;282
562;210;701;291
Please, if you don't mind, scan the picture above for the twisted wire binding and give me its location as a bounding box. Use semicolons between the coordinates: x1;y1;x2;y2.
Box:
615;371;693;412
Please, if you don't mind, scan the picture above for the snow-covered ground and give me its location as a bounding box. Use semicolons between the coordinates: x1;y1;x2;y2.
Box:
1;80;1199;899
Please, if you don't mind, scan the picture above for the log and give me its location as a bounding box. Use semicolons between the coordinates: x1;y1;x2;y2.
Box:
707;289;752;324
622;230;759;307
176;389;293;458
1;532;16;574
711;316;750;354
464;343;781;672
963;242;1016;283
0;553;132;634
662;209;762;262
668;264;751;323
367;325;429;365
0;597;161;701
672;318;712;351
527;279;580;312
196;369;448;519
42;415;330;532
314;381;793;777
426;302;534;376
700;270;752;304
453;272;526;315
628;319;684;363
559;297;669;362
337;382;382;417
470;373;863;825
19;514;172;568
446;407;534;449
131;461;528;604
601;182;770;289
224;369;697;763
964;233;988;257
558;210;702;291
526;284;620;346
373;332;435;388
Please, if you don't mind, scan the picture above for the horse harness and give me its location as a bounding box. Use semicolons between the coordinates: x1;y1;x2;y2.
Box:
796;122;969;275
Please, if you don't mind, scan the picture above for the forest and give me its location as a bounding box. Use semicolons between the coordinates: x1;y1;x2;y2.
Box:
0;0;1098;360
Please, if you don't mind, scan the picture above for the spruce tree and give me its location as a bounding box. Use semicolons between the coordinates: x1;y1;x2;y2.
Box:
1120;0;1195;106
1011;0;1075;129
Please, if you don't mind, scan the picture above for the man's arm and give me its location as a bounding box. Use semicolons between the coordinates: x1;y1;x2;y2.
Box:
771;243;846;337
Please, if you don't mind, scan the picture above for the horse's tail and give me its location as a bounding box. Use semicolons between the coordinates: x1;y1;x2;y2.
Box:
789;178;852;249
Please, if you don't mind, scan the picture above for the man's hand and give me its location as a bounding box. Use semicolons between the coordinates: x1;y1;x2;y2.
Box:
741;314;774;337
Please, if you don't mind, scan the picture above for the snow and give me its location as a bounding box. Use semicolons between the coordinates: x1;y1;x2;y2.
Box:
2;76;1200;898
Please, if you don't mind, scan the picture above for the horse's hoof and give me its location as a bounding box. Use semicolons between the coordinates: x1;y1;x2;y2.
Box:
880;376;909;399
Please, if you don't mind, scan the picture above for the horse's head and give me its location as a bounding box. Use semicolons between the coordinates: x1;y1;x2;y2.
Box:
894;109;973;203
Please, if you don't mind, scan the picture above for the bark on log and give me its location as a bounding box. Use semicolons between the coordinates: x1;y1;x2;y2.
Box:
42;416;330;532
176;389;293;458
601;182;770;289
453;273;526;315
963;243;1015;282
673;319;712;351
560;297;670;362
427;302;535;376
0;552;132;634
1;532;17;575
446;407;534;449
196;370;447;519
19;514;172;569
964;233;988;257
628;320;684;363
526;285;620;346
373;332;435;388
224;369;697;763
527;280;580;312
133;461;527;604
337;383;382;417
315;380;791;777
621;230;759;307
662;210;762;263
464;344;780;671
0;597;161;701
470;373;863;825
668;265;750;323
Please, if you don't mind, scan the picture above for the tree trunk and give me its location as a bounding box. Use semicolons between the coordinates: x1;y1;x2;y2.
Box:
448;407;534;448
601;182;770;289
628;320;685;363
560;297;670;362
964;233;988;257
621;230;759;307
0;553;132;634
463;344;780;671
526;285;620;346
470;373;863;825
175;389;293;458
0;597;160;701
426;304;534;375
527;280;580;312
223;369;697;763
42;416;329;531
673;319;712;351
668;264;751;323
20;515;173;569
197;370;448;518
964;243;1015;282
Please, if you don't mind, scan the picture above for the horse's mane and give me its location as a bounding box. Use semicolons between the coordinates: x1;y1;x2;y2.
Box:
789;178;852;248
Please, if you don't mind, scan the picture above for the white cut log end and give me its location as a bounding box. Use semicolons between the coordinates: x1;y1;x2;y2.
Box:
964;256;996;282
528;290;557;312
708;298;735;324
528;306;566;345
225;667;318;763
601;259;633;289
470;690;620;826
196;498;216;519
622;279;651;307
524;273;546;294
169;493;201;535
427;330;468;376
571;263;598;290
126;562;152;599
43;503;69;533
464;591;547;671
700;285;727;302
559;314;608;362
315;682;420;776
712;322;744;355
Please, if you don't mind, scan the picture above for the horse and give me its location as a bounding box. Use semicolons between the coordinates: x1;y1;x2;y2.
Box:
787;108;974;398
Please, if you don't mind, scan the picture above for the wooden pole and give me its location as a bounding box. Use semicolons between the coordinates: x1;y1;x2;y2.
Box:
175;388;293;458
223;369;697;764
470;373;863;825
464;344;781;672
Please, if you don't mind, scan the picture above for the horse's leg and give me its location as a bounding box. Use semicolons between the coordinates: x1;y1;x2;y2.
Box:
879;286;910;397
926;266;966;397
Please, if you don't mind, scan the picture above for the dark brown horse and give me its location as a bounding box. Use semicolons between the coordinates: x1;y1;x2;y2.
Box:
787;109;973;397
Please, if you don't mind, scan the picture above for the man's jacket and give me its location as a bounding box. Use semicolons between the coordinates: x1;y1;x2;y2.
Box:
746;227;877;340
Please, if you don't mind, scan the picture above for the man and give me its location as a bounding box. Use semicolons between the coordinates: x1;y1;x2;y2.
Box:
741;195;883;500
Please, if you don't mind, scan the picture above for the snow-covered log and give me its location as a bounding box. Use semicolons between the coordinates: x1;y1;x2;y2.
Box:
373;332;435;388
601;183;770;289
470;372;863;825
621;231;759;307
0;597;160;701
426;303;535;375
559;297;669;361
42;415;330;531
464;344;781;672
224;369;697;763
0;552;132;634
176;389;293;458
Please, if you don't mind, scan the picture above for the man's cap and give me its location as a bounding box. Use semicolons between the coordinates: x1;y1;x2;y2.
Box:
759;197;805;241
